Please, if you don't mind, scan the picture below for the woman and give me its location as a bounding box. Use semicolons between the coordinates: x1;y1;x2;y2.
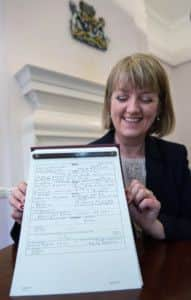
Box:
10;53;191;242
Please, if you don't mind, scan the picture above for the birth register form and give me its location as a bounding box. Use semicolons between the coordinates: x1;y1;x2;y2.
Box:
10;145;142;296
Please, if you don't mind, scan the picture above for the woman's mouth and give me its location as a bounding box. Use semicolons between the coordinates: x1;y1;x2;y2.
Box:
123;117;143;123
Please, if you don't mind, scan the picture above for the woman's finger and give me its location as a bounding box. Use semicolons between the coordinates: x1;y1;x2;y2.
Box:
18;181;27;194
11;187;25;204
138;197;161;211
135;188;153;204
9;195;24;211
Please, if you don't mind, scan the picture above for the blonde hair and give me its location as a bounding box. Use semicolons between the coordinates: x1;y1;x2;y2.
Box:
103;53;175;137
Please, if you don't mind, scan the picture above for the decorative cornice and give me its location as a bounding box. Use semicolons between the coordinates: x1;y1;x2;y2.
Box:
23;110;103;140
146;6;191;66
15;65;105;141
15;65;105;175
114;0;147;33
114;0;191;65
0;187;11;199
15;65;105;104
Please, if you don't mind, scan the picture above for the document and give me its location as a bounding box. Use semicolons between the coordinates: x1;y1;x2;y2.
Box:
10;145;142;296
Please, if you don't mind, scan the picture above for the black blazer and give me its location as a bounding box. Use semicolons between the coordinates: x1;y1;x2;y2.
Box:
11;130;191;243
91;130;191;240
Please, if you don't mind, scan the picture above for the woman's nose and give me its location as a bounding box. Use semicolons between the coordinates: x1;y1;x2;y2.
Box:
125;96;140;113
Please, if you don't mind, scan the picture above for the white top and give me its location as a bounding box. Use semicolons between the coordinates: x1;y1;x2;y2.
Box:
120;157;146;238
120;157;146;187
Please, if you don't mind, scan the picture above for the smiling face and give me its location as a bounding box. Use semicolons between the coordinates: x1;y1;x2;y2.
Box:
110;84;159;143
103;54;175;139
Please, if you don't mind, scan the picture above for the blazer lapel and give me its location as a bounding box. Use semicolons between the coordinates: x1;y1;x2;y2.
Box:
145;136;165;198
94;131;165;198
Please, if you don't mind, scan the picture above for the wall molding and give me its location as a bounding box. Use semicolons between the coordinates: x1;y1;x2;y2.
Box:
15;65;105;103
145;6;191;66
0;187;11;199
15;65;105;176
114;0;191;65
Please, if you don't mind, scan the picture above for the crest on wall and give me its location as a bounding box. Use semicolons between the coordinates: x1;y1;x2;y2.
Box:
69;0;109;51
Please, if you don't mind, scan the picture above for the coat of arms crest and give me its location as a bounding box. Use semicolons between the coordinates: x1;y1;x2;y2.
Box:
69;0;109;51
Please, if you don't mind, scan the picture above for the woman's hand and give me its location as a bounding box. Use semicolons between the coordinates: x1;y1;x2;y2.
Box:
126;179;165;239
9;182;27;224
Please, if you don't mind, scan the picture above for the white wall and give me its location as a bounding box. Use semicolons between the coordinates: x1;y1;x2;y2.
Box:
157;61;191;164
1;0;191;248
170;62;191;161
1;0;148;248
6;0;147;81
0;0;13;248
5;0;148;184
0;1;10;187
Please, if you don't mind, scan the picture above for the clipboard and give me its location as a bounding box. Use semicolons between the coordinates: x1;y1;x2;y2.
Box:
10;144;143;296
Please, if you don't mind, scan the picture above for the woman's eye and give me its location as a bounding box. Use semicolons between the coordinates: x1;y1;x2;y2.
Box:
140;95;153;103
116;95;128;102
